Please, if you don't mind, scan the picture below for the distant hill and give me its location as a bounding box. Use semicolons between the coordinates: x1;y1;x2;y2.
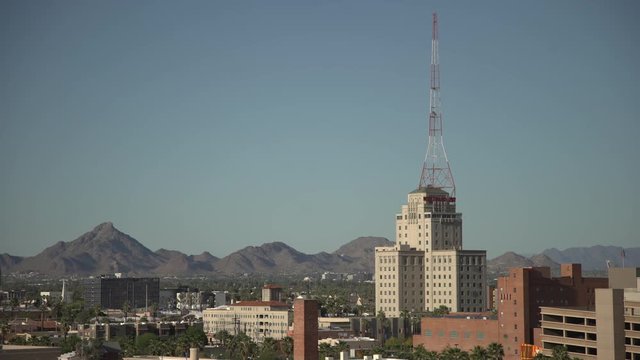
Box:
11;222;165;275
0;223;390;276
541;245;639;271
488;245;639;275
1;222;636;276
487;251;534;274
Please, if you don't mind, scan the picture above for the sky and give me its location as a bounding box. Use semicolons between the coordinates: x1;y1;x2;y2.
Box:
1;1;638;259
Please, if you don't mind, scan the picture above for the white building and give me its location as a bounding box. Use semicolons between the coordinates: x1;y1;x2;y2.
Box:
203;285;290;343
203;301;290;342
375;186;486;317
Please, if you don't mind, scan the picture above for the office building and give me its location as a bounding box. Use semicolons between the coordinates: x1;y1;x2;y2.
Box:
82;276;160;310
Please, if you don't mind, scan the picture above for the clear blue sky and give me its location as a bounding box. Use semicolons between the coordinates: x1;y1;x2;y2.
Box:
1;1;638;258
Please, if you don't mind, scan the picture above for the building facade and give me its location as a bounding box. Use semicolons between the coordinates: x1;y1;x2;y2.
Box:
83;276;160;310
375;186;487;317
537;268;640;360
203;300;290;342
496;264;608;359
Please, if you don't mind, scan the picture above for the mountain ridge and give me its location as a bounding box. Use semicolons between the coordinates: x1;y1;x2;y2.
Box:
1;223;636;276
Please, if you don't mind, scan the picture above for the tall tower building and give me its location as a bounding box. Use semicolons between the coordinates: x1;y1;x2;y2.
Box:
375;13;486;318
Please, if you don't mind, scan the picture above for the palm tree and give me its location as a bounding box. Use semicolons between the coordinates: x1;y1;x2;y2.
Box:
279;336;293;359
122;301;130;322
0;320;9;347
441;346;470;360
376;310;390;344
486;342;505;360
413;345;439;360
470;345;488;360
259;337;278;359
551;345;571;360
214;329;231;347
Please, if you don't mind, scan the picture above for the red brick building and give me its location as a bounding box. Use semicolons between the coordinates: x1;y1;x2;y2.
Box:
497;264;607;359
413;314;499;351
413;264;608;360
293;297;319;360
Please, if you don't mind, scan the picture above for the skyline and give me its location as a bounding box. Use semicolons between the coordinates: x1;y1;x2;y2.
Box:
1;1;638;258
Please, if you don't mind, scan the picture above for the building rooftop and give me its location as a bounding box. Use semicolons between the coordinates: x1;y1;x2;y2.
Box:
229;300;289;308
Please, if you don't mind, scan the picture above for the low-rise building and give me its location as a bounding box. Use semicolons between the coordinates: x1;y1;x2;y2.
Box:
203;285;290;343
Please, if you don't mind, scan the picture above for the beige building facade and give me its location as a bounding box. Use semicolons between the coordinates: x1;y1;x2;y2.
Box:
375;186;486;317
203;300;290;343
538;269;640;360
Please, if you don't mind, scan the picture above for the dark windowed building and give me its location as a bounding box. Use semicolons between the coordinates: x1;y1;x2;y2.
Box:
83;276;160;310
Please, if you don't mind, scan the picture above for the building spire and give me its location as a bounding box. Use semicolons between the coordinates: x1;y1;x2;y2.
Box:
419;13;456;197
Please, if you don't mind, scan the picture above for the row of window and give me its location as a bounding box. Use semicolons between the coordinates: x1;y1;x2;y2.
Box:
425;330;486;339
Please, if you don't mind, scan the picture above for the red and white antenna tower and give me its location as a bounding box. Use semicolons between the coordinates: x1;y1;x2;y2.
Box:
419;12;456;197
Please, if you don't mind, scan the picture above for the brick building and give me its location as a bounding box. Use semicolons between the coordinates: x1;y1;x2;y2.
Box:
412;264;608;359
413;313;499;351
293;297;318;360
496;264;607;358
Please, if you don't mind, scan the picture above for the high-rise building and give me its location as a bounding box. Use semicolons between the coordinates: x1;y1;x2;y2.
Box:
375;187;487;317
374;13;487;318
83;276;160;310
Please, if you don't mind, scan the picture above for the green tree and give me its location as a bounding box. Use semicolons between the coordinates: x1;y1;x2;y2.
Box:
258;337;278;360
486;342;505;360
413;345;439;360
279;336;293;359
432;305;450;316
60;334;82;353
441;346;470;360
376;310;390;344
184;324;207;348
551;345;571;360
470;345;488;360
228;332;257;360
318;342;338;360
135;333;158;354
122;301;130;322
214;329;232;347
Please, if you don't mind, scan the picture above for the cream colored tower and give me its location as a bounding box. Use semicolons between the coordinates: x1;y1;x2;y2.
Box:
375;185;486;317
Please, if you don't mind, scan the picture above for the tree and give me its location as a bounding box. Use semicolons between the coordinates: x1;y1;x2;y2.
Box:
441;346;470;360
279;336;293;359
122;301;130;322
135;333;158;354
0;320;10;346
259;337;278;360
318;342;337;360
551;345;571;360
413;345;439;360
432;305;450;316
486;342;505;360
470;345;488;360
60;334;82;353
215;329;232;347
376;310;390;344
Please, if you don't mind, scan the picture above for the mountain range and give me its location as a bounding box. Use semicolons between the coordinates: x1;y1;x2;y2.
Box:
0;222;393;276
1;222;637;276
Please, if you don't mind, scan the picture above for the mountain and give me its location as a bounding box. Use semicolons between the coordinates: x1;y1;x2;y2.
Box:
529;253;560;271
2;222;636;276
487;251;533;274
0;253;23;269
0;223;389;276
542;245;640;271
332;236;394;272
12;222;165;275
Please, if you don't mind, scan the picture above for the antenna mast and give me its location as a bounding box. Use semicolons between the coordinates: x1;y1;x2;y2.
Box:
419;13;456;197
